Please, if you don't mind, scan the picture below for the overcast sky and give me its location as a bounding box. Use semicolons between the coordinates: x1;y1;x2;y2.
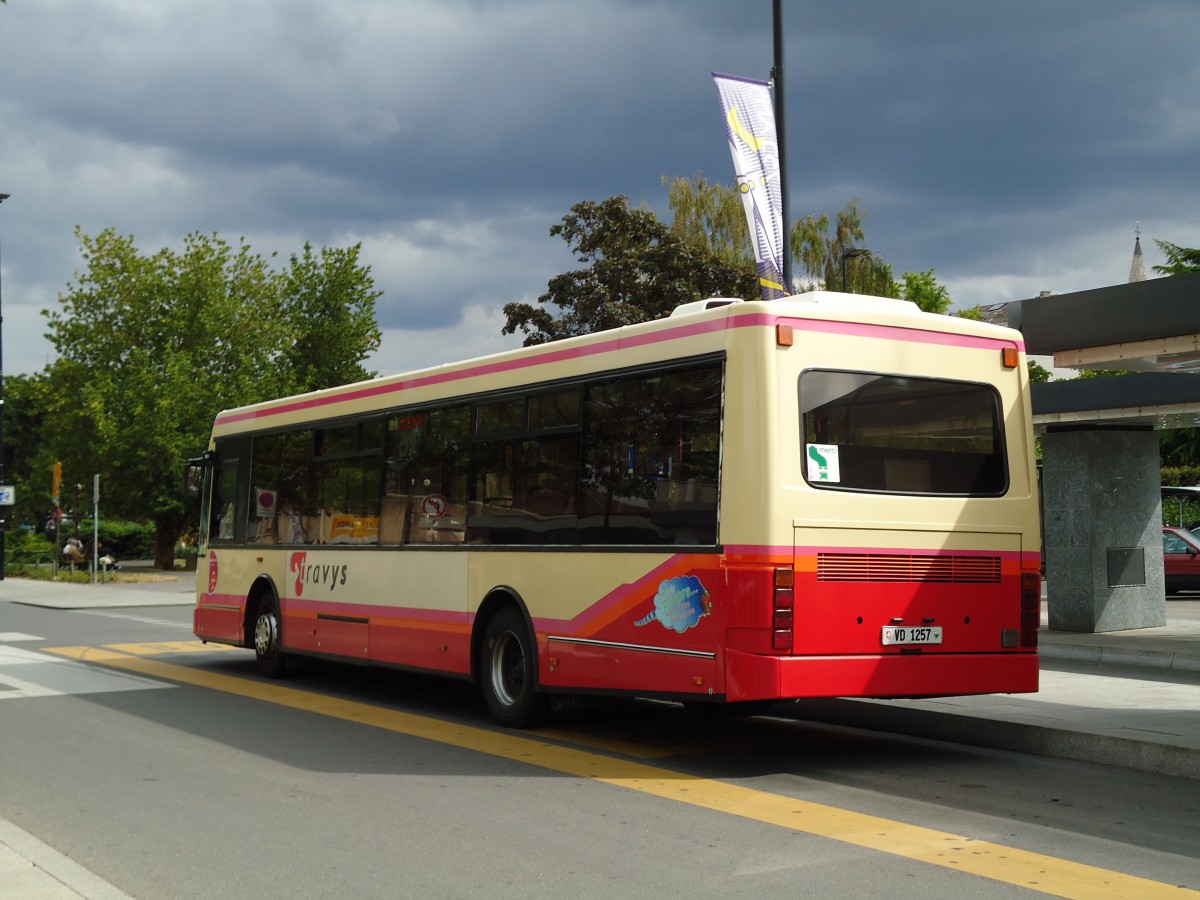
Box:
1;0;1197;378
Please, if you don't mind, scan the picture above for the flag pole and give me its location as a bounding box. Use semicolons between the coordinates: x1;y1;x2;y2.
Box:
772;0;791;294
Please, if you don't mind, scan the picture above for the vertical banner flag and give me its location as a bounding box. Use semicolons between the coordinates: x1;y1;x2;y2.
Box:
713;73;787;299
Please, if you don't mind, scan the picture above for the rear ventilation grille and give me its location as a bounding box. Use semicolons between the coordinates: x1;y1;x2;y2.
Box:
817;553;1001;583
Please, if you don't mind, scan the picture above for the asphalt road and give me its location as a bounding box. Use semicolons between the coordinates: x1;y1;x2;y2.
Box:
1;599;1198;899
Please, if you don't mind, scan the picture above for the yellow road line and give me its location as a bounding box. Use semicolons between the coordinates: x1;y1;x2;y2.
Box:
46;645;1197;900
104;641;237;656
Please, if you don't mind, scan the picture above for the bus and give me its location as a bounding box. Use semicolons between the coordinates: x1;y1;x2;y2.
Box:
188;292;1041;726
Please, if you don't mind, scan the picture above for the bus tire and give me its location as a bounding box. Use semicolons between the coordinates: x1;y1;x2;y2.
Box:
479;607;546;728
253;595;287;678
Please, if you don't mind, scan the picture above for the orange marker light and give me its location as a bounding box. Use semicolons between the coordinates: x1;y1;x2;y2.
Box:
1001;347;1019;368
776;323;793;346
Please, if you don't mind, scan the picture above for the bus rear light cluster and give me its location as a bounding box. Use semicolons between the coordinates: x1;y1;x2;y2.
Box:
773;567;794;652
1020;571;1040;647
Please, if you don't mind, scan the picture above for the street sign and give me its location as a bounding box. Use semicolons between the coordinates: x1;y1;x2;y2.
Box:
0;485;14;506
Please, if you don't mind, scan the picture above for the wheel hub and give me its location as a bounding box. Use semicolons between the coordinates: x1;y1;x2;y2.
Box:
255;611;278;656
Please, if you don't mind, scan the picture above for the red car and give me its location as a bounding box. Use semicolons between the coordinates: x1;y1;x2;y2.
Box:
1162;526;1200;594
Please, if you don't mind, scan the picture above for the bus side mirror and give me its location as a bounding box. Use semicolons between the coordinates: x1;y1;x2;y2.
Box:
184;455;211;499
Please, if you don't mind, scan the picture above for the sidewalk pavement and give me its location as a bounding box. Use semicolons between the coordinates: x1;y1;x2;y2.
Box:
1;575;1198;896
0;569;196;609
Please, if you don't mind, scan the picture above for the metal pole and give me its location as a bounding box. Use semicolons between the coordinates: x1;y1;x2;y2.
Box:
93;474;99;584
0;192;9;581
841;247;870;293
772;0;792;293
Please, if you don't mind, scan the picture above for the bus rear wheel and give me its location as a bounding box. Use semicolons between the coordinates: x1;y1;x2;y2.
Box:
480;608;546;728
253;595;287;678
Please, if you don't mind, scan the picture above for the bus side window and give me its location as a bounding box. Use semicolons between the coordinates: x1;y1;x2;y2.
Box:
385;405;470;545
579;363;720;546
211;460;240;543
250;430;315;544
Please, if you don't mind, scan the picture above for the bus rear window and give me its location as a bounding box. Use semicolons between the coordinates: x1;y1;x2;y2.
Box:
800;370;1007;496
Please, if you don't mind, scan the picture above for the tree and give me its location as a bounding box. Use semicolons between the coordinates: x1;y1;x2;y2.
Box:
275;242;382;393
662;173;752;267
40;228;381;568
506;182;963;349
898;268;952;314
791;198;897;296
502;197;757;346
2;373;57;532
669;179;923;300
1027;360;1052;384
1153;240;1200;275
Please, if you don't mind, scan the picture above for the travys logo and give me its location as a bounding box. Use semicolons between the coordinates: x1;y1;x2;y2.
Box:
207;550;218;594
289;551;348;597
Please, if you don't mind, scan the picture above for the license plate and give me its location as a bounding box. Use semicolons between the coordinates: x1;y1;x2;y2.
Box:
881;626;943;646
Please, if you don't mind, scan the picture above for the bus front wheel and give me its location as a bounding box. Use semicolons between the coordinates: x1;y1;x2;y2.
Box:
253;595;287;678
480;608;546;728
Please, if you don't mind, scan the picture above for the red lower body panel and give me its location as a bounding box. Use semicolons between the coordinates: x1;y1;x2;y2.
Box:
541;638;719;696
725;648;1038;701
194;604;245;645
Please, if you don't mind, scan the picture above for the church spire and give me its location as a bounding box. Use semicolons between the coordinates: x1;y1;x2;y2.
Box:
1128;223;1147;282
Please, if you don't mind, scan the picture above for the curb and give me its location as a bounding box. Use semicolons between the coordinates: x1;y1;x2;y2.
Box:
1040;642;1200;674
0;815;132;900
789;698;1200;782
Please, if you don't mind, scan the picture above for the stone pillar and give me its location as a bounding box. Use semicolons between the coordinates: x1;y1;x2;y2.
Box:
1042;427;1165;632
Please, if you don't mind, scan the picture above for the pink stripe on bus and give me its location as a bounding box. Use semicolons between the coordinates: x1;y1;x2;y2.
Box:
216;311;1022;427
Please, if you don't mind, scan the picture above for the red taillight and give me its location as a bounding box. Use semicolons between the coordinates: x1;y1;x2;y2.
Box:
1020;571;1040;647
773;568;794;653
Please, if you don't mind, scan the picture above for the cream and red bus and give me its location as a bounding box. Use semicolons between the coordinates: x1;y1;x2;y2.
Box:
188;293;1041;726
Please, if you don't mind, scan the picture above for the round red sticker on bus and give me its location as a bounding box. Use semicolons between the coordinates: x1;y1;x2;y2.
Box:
420;494;448;518
208;550;218;594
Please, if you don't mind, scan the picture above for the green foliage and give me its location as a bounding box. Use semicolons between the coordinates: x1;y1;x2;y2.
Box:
1152;240;1200;275
1076;368;1137;378
34;228;382;567
956;306;984;321
1161;466;1200;487
1027;360;1052;383
72;519;157;559
1160;430;1200;468
507;182;963;349
502;196;758;345
5;530;55;572
276;242;382;394
790;198;897;296
2;374;59;530
898;268;952;314
662;173;753;267
1162;466;1200;527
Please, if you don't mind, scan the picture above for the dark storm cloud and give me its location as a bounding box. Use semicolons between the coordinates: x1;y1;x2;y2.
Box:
781;2;1200;278
0;0;1197;376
